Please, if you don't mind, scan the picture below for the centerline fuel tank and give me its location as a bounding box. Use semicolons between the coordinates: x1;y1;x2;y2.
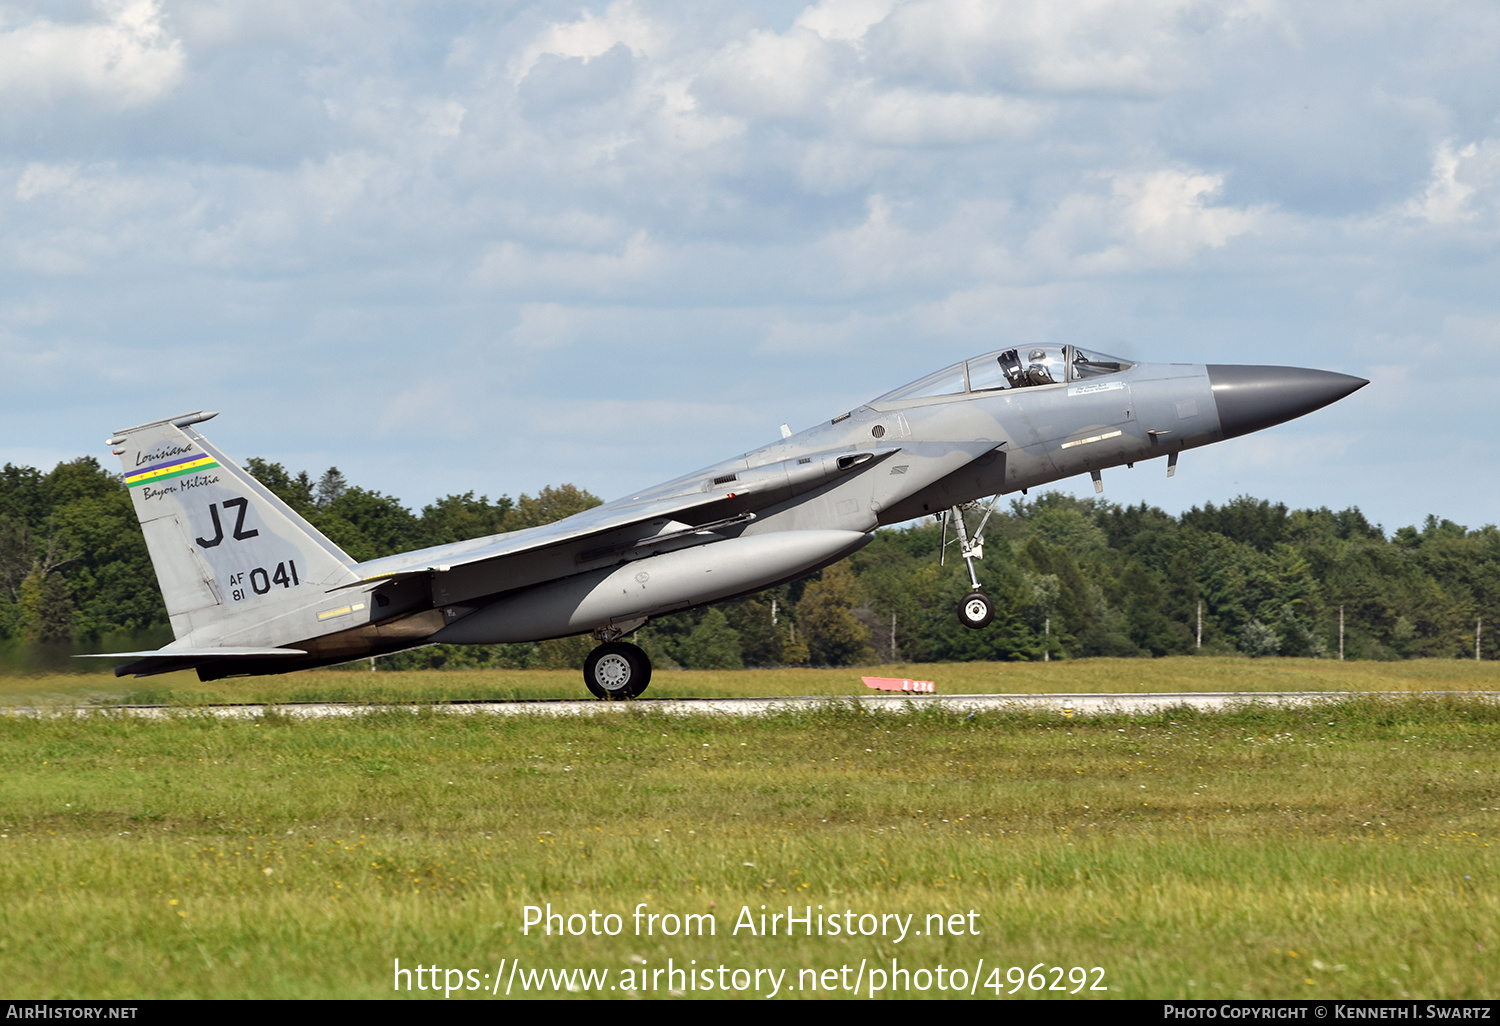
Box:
430;529;870;644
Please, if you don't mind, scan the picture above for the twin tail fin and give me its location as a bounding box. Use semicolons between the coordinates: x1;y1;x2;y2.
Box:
109;411;360;649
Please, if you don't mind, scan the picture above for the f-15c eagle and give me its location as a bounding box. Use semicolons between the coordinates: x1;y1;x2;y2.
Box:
91;348;1365;698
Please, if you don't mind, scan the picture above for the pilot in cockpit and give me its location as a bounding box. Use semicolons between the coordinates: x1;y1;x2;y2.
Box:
1026;348;1055;386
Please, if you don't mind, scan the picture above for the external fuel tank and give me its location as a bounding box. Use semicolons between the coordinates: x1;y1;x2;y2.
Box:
431;529;870;644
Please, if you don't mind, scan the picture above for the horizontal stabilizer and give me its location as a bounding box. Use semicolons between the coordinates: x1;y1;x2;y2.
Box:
75;647;307;679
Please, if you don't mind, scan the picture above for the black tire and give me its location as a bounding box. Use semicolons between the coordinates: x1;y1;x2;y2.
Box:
583;641;652;700
958;591;995;630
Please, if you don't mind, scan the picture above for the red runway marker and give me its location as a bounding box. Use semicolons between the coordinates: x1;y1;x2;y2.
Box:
862;676;935;694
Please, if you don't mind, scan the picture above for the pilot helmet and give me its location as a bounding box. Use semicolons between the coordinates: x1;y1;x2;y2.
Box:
1028;348;1047;363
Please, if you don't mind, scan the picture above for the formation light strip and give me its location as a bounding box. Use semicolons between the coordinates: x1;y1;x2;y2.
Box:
1060;430;1122;450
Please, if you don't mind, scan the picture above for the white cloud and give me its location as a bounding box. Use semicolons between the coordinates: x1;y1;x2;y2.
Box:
1114;169;1261;252
0;0;184;108
1441;313;1500;353
1217;428;1359;471
12;160;184;216
293;151;393;224
904;282;1070;342
1406;140;1476;225
472;231;666;297
795;139;887;195
380;379;464;438
1031;169;1265;273
506;302;590;351
874;0;1210;94
815;194;1014;291
164;2;362;50
4;2;1500;529
793;0;897;43
760;308;898;354
650;77;744;153
5;160;201;273
15;163;81;201
853;88;1046;145
696;27;844;121
1405;139;1500;226
510;1;665;83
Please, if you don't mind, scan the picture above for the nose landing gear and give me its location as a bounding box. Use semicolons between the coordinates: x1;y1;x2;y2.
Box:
942;499;1000;631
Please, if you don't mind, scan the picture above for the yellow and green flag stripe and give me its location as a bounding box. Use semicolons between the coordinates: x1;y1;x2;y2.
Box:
125;453;220;488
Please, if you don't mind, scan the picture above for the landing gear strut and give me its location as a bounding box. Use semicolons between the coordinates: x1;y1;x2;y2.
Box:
583;641;652;700
943;500;999;630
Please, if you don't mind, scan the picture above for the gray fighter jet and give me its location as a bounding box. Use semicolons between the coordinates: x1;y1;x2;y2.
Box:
92;349;1365;697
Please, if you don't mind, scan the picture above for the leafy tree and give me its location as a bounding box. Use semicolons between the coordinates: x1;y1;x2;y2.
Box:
49;489;163;638
1238;619;1280;657
0;515;35;605
723;598;783;667
798;563;873;666
316;487;423;561
18;569;74;644
634;609;696;668
1024;505;1109;555
533;636;593;670
44;457;120;507
315;467;349;507
1274;603;1327;658
849;521;947;663
680;608;744;669
504;485;602;531
7;443;1500;672
418;492;514;546
1022;569;1062;658
1098;501;1182;569
918;567;1048;661
0;464;48;525
244;459;316;515
1116;560;1192;656
1016;536;1092;656
1182;496;1290;552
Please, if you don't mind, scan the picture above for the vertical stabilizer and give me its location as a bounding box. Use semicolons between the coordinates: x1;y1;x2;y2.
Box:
110;412;360;647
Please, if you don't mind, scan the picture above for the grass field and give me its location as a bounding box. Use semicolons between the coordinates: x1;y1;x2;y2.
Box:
1;682;1496;999
3;655;1500;707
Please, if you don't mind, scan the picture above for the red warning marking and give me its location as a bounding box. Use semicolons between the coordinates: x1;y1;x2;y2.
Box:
862;676;935;693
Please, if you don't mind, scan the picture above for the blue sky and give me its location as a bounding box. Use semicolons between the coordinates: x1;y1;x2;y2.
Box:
2;1;1497;535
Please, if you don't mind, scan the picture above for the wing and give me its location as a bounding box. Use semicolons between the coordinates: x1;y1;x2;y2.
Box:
352;486;749;585
346;446;906;606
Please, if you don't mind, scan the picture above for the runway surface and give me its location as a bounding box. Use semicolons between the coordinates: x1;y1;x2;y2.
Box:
11;691;1497;720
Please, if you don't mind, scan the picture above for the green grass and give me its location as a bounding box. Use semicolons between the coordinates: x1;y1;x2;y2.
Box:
3;656;1499;707
1;696;1496;998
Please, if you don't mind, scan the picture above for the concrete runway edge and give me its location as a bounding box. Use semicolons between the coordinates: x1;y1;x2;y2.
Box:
9;691;1498;720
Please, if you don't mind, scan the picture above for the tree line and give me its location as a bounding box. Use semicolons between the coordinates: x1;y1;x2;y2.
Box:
1;455;1495;670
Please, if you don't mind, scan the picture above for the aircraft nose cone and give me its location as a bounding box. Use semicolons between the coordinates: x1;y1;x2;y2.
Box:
1206;365;1368;440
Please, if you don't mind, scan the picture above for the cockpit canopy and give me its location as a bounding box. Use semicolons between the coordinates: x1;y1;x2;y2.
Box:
874;345;1134;404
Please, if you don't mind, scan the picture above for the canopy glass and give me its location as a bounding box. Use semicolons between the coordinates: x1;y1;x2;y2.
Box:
874;346;1134;403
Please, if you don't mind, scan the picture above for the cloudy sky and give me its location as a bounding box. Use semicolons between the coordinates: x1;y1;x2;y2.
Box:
2;1;1497;534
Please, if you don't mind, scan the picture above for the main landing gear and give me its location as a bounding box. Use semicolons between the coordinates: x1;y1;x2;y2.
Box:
942;499;999;631
583;640;652;700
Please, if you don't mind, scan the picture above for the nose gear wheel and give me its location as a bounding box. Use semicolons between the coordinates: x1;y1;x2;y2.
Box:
958;591;995;629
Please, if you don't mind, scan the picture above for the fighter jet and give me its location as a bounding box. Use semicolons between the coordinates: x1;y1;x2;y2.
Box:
92;348;1365;697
